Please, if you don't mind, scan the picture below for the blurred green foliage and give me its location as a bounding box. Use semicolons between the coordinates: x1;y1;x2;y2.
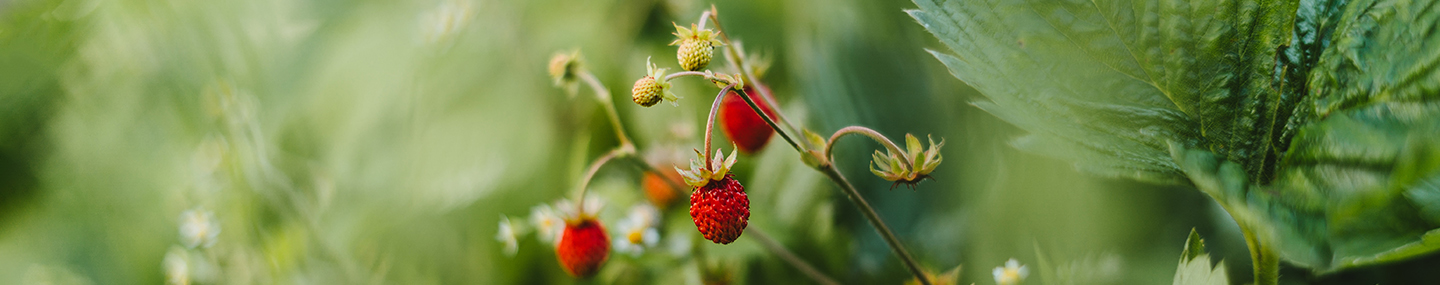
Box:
0;0;1436;284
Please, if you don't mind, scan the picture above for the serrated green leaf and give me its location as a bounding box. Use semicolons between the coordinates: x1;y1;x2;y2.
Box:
910;0;1298;184
914;0;1440;274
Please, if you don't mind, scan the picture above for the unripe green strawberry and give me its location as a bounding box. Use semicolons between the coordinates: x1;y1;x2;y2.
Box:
631;59;679;107
689;174;749;244
670;23;724;71
719;84;779;154
632;76;663;107
556;218;609;278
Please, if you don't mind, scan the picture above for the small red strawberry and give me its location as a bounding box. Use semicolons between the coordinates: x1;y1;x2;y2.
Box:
719;83;779;154
677;147;749;244
555;218;609;278
689;174;749;244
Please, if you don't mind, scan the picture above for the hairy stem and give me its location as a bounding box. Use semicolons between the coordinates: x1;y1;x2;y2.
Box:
826;126;911;171
664;71;710;82
818;165;932;285
702;84;735;167
577;70;633;148
1247;231;1280;285
732;88;802;152
747;227;841;285
574;149;622;214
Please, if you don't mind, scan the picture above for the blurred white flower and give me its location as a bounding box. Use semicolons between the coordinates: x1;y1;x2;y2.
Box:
496;215;520;256
163;247;191;285
554;196;604;220
993;258;1029;285
613;204;661;256
178;209;220;249
529;204;563;244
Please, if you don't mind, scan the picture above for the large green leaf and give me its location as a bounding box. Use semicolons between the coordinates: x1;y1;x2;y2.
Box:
907;0;1298;184
912;0;1440;273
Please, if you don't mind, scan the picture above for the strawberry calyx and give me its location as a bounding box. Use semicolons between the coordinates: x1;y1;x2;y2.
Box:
870;134;945;189
675;145;739;188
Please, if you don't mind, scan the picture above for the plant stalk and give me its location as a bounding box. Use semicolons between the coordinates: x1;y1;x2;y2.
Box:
732;88;802;153
731;87;929;285
747;227;841;285
818;165;931;285
826;126;911;171
702;84;735;166
577;70;632;149
1239;219;1279;285
574;149;622;215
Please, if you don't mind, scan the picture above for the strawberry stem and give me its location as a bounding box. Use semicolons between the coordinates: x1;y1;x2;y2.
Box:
817;164;932;285
663;71;710;82
732;88;802;153
747;227;841;285
825;126;912;172
573;149;622;215
702;84;736;170
732;89;928;285
576;69;633;149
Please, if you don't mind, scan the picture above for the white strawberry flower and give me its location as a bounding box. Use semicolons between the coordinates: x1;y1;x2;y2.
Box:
528;204;564;244
178;209;220;249
992;258;1029;285
613;204;661;256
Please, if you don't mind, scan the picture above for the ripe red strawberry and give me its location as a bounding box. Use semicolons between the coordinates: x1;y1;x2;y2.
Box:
555;219;609;278
689;174;749;244
719;84;779;154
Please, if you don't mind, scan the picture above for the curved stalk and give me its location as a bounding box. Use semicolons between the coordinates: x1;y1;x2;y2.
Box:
702;84;735;166
664;71;711;82
577;70;633;149
825;126;911;170
574;149;622;215
747;227;841;285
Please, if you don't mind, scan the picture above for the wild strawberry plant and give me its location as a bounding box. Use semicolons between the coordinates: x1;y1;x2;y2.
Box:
506;5;957;285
